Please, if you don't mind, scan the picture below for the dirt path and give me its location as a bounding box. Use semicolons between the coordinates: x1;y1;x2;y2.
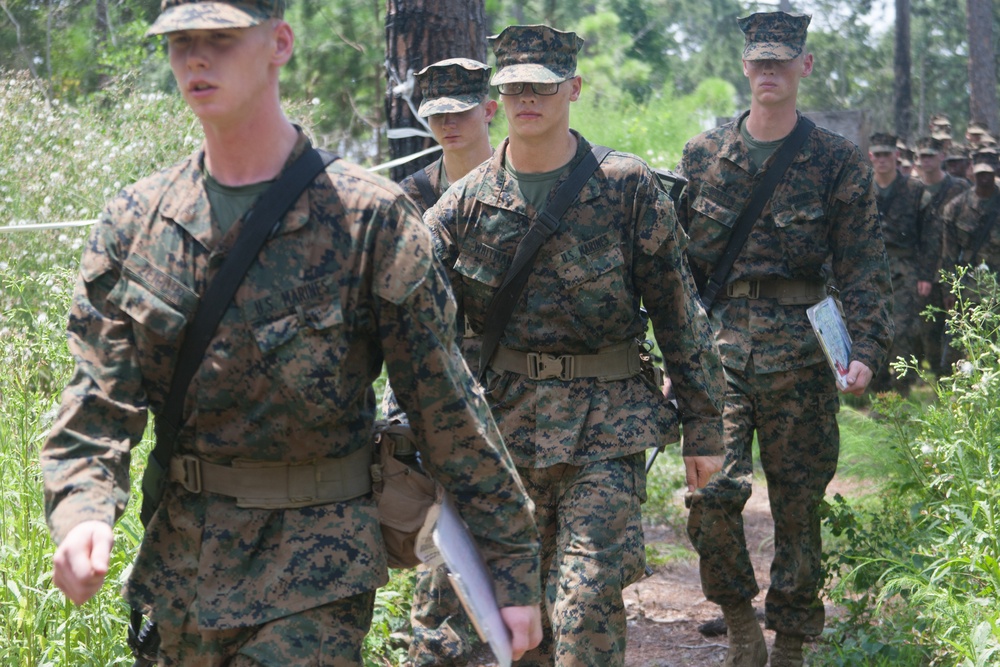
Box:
623;476;856;666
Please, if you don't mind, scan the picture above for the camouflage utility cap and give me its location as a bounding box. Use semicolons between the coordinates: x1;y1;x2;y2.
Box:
944;144;969;162
489;25;583;86
915;136;945;155
738;11;810;61
929;113;951;129
968;120;990;136
416;58;491;117
147;0;284;36
972;149;998;174
931;127;953;141
869;132;897;153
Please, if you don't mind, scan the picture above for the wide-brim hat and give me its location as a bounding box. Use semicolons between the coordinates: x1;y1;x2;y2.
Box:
489;25;583;86
416;58;491;117
147;0;284;37
738;11;811;61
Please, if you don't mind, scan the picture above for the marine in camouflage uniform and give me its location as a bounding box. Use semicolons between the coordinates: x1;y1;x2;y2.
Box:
914;136;970;377
399;58;497;215
940;150;1000;317
389;57;498;667
676;12;892;667
40;1;543;664
868;132;931;396
416;24;726;667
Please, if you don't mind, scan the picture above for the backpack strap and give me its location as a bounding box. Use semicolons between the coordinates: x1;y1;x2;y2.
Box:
477;145;613;381
411;167;440;211
699;116;816;311
140;146;340;525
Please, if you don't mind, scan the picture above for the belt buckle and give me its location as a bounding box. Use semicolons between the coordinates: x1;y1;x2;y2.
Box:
527;352;574;380
178;455;202;493
726;281;760;299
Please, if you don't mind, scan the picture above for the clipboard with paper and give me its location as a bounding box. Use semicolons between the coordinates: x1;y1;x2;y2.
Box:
806;295;852;390
414;494;513;667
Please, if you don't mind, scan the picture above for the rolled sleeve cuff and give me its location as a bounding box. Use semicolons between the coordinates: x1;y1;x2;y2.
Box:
488;555;542;608
680;420;725;457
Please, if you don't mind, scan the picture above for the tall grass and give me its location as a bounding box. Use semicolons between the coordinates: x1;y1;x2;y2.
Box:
815;270;1000;667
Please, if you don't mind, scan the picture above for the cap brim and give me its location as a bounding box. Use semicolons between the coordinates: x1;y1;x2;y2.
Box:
973;163;997;174
742;42;800;60
490;64;570;86
146;3;267;36
418;94;484;117
870;145;896;153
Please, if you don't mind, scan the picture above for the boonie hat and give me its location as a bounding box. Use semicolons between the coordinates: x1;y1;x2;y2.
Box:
147;0;284;37
738;11;810;61
489;25;583;86
972;150;998;174
416;58;491;117
869;132;898;153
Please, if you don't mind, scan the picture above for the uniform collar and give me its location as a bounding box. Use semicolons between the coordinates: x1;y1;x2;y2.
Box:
472;130;604;215
722;109;812;173
159;130;314;251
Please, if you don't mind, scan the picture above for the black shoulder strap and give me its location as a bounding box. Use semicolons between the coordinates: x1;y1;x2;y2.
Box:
412;167;440;211
959;197;1000;267
700;116;816;311
476;145;613;381
140;146;340;525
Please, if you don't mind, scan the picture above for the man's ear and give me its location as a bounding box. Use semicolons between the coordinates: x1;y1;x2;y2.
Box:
272;20;294;67
483;99;499;123
800;53;814;78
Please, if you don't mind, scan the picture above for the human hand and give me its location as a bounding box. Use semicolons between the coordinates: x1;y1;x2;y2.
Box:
500;604;543;660
52;520;114;605
840;360;873;396
918;281;932;297
683;455;724;492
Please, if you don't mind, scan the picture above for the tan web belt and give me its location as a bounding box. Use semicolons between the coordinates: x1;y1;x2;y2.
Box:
169;441;373;509
721;279;828;305
491;340;642;381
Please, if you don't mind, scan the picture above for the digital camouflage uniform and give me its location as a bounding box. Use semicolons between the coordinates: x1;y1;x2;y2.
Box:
40;132;541;664
400;158;447;214
916;139;969;377
393;57;494;667
869;134;931;395
678;110;893;638
940;166;1000;312
423;108;726;664
400;58;491;216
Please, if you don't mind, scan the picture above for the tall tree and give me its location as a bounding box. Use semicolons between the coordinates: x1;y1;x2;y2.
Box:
384;0;487;181
894;0;913;137
966;0;998;135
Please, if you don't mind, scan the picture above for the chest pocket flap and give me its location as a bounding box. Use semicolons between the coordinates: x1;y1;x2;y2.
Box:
108;253;197;340
692;184;740;228
453;238;512;288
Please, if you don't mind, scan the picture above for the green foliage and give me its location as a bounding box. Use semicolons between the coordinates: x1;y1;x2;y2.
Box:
814;269;1000;667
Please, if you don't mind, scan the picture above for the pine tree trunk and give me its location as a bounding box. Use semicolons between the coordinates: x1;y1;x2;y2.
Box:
893;0;912;138
384;0;487;182
966;0;999;135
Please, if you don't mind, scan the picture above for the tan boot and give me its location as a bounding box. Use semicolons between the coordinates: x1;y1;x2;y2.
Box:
721;601;767;667
769;632;804;667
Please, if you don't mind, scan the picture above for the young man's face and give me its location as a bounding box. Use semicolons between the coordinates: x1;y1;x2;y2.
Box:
742;54;813;108
427;100;497;153
167;21;290;126
500;75;581;144
869;150;898;177
916;151;942;175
